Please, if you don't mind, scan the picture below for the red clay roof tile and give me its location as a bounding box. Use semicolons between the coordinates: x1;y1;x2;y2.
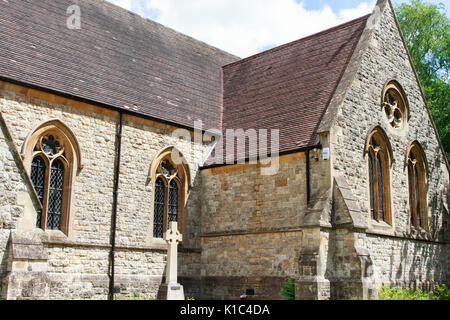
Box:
0;0;238;129
205;14;370;166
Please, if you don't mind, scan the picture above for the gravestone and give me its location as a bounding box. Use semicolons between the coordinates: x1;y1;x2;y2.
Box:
157;222;184;300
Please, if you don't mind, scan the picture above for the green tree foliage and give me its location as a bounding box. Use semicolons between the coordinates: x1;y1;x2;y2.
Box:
394;0;450;160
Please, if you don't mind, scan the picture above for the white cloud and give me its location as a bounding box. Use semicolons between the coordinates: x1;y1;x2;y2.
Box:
107;0;132;11
107;0;376;58
338;2;375;21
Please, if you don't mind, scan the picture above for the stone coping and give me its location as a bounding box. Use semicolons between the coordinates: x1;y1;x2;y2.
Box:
365;228;448;244
40;238;200;254
201;225;448;245
28;229;200;253
201;224;328;238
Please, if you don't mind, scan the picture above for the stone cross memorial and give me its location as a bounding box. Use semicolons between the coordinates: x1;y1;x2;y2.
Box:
162;221;184;300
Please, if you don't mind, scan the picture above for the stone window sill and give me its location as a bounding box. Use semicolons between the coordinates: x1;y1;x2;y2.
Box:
38;228;69;243
151;237;168;248
367;219;395;236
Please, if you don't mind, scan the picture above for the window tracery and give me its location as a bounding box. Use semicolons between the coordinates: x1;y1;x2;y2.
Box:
382;82;408;129
151;150;188;239
29;133;70;230
407;143;427;230
23;120;81;235
366;128;392;224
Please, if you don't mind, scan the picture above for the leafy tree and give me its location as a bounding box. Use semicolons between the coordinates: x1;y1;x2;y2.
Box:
394;0;450;160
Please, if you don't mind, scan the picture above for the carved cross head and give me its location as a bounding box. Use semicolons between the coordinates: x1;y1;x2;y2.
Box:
164;221;182;245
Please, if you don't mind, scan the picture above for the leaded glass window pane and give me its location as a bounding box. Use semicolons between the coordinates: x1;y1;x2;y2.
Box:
368;154;375;220
415;166;422;228
47;159;65;230
153;178;165;238
168;180;178;224
31;156;46;228
408;164;414;226
376;153;385;222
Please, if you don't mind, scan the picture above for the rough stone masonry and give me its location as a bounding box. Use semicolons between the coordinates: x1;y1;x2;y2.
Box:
0;0;448;300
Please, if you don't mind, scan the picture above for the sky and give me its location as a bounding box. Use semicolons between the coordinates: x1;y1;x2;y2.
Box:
105;0;450;58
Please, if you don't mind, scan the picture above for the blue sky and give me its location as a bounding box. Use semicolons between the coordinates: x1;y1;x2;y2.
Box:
106;0;449;57
303;0;449;12
301;0;372;10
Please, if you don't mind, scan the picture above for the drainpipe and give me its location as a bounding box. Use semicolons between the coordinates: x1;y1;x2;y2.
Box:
306;149;311;205
109;111;123;300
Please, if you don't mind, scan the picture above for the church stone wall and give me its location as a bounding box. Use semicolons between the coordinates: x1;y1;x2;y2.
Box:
0;125;18;295
0;2;448;301
199;152;331;299
200;231;302;299
201;153;308;235
0;81;118;245
0;81;206;299
330;2;449;291
0;108;41;296
365;235;446;291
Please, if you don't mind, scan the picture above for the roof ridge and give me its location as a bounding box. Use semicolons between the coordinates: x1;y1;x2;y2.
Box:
222;14;371;70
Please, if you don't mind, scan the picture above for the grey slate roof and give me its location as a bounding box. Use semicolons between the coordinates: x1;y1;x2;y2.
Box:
0;0;238;129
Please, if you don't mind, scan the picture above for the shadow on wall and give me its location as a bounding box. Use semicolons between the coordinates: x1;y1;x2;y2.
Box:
392;235;446;292
428;143;449;241
388;143;449;291
0;233;11;298
183;173;202;250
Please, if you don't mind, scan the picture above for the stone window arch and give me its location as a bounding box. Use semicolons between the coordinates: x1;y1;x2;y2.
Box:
22;119;82;235
407;142;428;230
149;147;190;239
382;81;409;129
365;127;392;224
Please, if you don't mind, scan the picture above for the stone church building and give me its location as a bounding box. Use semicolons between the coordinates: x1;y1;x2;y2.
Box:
0;0;448;300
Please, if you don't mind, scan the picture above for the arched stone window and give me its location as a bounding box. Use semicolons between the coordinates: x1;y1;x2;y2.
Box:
407;142;428;230
382;81;409;129
149;147;190;239
366;127;392;224
22;120;82;235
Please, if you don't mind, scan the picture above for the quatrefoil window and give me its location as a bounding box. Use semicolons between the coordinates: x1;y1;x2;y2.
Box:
382;82;408;129
160;159;177;176
40;135;64;156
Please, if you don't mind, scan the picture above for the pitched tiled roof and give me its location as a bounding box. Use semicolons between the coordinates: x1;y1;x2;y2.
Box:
0;0;371;166
205;15;370;166
0;0;238;129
